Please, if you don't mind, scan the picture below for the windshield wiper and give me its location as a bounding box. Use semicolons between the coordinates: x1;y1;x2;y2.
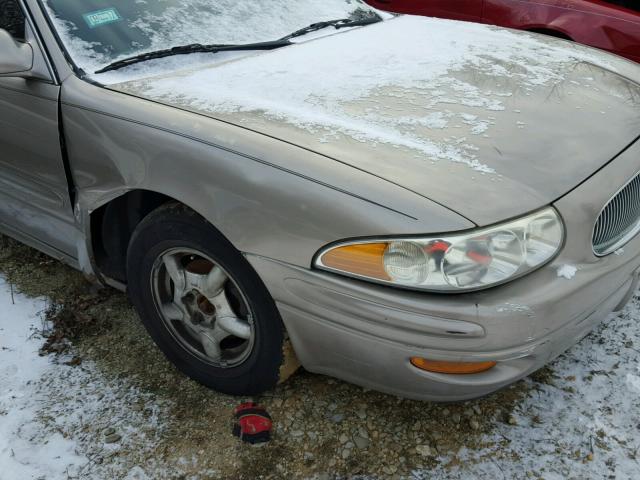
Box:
95;12;382;75
278;13;382;42
95;40;290;74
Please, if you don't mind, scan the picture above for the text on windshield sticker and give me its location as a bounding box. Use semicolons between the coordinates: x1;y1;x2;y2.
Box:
83;8;122;29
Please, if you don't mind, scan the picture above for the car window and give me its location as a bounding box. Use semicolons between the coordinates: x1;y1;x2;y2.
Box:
0;0;26;41
604;0;639;12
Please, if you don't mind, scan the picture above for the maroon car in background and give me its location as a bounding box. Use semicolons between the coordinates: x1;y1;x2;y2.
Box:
366;0;640;62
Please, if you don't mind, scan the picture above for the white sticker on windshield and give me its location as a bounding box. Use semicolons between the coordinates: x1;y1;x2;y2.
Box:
83;8;122;29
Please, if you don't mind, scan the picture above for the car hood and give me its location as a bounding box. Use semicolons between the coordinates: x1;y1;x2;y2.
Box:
112;15;640;226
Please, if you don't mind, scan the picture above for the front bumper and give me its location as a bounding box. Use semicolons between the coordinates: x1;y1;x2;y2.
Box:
248;140;640;401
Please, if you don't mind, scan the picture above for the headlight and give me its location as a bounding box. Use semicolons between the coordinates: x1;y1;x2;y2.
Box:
315;207;563;292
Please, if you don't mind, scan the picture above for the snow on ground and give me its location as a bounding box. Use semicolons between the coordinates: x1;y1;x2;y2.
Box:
0;277;173;480
1;269;640;479
0;279;85;479
426;298;640;479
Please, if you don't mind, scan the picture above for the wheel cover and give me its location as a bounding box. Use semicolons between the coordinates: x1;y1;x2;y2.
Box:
151;247;255;368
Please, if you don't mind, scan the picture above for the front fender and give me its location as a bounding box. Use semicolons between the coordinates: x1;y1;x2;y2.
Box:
60;75;473;270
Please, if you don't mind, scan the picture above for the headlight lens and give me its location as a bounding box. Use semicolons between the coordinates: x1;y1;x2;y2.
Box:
315;208;563;292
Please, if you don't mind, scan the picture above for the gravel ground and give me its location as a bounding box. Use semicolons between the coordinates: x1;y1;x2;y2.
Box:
1;234;639;479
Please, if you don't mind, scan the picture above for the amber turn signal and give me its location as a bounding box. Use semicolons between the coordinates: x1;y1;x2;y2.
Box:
319;243;390;281
410;357;497;374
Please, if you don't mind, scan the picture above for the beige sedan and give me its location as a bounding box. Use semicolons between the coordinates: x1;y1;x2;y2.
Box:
1;0;640;400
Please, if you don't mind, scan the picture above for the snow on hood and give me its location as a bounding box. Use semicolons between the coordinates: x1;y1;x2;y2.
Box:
114;16;640;225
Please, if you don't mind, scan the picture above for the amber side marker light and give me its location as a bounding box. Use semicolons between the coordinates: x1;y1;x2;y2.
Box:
320;243;391;281
410;357;497;374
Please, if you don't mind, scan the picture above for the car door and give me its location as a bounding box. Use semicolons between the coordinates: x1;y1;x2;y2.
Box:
367;0;485;22
0;0;78;258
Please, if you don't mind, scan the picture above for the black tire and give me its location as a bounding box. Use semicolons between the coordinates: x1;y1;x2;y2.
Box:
528;28;572;41
126;202;285;395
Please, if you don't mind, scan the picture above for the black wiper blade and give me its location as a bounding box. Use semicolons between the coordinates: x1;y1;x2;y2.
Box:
95;39;290;74
94;12;382;75
279;14;383;42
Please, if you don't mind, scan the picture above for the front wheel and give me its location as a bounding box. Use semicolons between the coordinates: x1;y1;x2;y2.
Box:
126;203;287;395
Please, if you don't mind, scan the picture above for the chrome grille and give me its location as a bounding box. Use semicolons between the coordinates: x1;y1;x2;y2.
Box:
593;173;640;256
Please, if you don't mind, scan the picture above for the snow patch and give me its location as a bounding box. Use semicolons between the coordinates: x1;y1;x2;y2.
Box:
119;16;614;175
557;264;578;279
0;277;174;479
626;373;640;393
496;303;534;317
0;279;86;478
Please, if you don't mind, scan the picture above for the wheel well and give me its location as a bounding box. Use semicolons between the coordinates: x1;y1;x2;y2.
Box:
90;190;175;283
527;28;572;41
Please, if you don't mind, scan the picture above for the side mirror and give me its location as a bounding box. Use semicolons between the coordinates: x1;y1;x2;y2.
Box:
0;28;33;76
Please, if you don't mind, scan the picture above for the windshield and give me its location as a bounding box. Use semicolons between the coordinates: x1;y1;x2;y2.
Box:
41;0;375;75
